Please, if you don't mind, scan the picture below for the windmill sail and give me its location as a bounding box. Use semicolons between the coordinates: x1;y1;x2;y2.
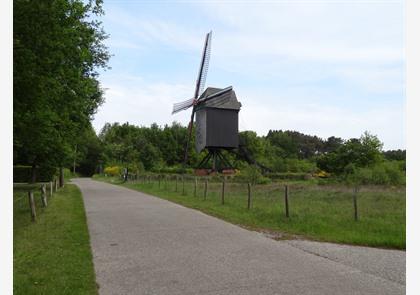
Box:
182;31;212;165
194;31;212;99
172;98;195;114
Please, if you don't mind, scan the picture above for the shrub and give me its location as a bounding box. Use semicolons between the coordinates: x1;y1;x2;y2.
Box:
235;165;271;184
346;161;405;186
104;166;122;177
265;172;308;181
152;166;194;175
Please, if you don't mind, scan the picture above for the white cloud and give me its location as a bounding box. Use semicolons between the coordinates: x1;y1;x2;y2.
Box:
94;74;193;133
239;95;405;150
95;1;404;149
104;6;204;52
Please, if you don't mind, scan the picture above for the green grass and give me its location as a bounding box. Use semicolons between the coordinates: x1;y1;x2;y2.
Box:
94;175;405;250
14;184;97;295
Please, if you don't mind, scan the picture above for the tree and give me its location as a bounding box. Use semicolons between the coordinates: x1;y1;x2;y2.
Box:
383;149;406;161
14;0;110;181
323;136;344;153
317;132;384;175
75;124;103;176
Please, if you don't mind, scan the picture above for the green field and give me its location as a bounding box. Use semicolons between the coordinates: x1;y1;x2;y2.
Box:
94;175;405;250
14;184;97;295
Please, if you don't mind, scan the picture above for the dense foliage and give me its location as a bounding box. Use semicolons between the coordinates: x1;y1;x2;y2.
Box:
97;122;405;185
14;0;109;180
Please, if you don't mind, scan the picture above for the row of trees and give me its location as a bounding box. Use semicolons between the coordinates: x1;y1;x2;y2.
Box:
94;122;405;184
14;0;110;181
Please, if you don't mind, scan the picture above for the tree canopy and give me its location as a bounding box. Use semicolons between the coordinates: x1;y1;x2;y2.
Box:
14;0;110;180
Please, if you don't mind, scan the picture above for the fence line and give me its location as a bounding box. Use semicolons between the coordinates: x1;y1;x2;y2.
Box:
14;177;61;222
114;172;406;223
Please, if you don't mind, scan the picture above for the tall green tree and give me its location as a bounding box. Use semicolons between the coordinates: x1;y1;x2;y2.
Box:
317;132;384;175
14;0;110;181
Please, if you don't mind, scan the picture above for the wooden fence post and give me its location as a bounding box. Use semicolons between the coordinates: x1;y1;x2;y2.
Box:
182;175;185;195
175;175;178;192
284;185;289;218
221;178;225;205
158;175;161;188
28;191;36;222
41;184;48;207
49;181;53;197
204;179;208;200
55;178;58;192
194;177;197;197
247;183;251;210
353;187;359;221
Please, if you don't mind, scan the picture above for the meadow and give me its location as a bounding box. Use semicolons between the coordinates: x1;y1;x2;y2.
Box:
94;175;405;250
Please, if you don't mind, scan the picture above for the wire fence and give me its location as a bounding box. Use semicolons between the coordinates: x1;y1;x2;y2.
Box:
119;173;405;225
13;178;59;223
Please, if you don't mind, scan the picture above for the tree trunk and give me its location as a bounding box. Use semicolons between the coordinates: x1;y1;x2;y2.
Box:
59;167;64;188
73;145;77;174
30;164;37;183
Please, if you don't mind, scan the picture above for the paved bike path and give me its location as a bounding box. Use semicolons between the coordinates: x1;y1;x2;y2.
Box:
73;178;404;295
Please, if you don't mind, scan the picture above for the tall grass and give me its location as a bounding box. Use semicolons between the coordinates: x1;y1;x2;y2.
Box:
94;175;405;250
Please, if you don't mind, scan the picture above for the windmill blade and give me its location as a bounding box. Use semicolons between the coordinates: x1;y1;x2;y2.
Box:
172;98;195;114
183;31;212;166
194;31;212;99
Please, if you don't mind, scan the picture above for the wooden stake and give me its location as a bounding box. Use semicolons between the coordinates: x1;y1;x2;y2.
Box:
247;183;251;210
353;187;358;221
59;167;64;188
204;179;208;200
182;175;185;195
194;177;197;197
28;191;36;222
41;184;47;207
284;185;289;218
221;178;225;205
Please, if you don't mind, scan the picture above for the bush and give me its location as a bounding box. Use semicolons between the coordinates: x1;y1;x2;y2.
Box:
104;166;122;177
346;161;405;186
151;166;194;175
265;172;308;181
235;165;271;184
127;162;145;174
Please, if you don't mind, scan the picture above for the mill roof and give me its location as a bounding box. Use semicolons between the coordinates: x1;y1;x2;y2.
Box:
197;87;241;111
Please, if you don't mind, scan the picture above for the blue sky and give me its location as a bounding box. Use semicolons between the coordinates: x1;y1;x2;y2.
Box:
94;0;405;150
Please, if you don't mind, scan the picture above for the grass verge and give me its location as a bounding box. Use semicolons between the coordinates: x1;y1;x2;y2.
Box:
14;184;97;295
93;175;405;250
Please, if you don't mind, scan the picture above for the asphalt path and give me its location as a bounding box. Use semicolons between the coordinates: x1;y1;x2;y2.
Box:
73;178;405;295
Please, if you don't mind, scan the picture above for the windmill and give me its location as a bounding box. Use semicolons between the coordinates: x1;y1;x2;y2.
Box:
172;31;242;174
